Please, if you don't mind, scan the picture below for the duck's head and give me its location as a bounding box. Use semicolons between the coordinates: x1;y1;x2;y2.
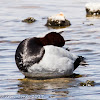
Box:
39;32;65;47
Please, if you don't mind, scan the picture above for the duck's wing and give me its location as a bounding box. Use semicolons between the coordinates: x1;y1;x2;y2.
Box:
44;45;77;60
36;45;75;75
15;38;45;72
27;45;75;76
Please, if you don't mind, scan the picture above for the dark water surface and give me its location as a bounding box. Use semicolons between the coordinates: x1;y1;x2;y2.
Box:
0;0;100;99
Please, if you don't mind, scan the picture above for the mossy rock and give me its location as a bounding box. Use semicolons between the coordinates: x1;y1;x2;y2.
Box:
45;19;71;27
80;80;95;86
85;3;100;17
22;17;36;23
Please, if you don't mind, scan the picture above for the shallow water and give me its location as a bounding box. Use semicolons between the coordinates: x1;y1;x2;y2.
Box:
0;0;100;99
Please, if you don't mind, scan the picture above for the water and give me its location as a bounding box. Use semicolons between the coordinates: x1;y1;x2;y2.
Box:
0;0;100;99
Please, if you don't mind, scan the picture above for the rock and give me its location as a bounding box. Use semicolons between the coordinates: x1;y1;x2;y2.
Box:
22;17;36;23
85;3;100;17
45;12;71;27
80;80;95;86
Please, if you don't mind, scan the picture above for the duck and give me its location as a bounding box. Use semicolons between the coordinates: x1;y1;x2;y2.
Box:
15;32;86;78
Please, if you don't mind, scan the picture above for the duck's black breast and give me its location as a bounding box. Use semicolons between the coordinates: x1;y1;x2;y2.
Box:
15;37;45;72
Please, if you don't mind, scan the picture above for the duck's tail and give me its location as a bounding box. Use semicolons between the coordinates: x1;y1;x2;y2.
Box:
74;56;88;70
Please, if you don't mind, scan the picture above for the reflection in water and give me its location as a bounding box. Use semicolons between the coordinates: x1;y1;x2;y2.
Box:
17;74;82;98
46;25;69;29
11;6;41;9
0;40;20;43
18;78;72;98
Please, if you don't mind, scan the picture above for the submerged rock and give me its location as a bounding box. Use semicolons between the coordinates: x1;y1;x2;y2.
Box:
80;80;95;86
45;12;71;27
22;17;36;23
85;3;100;17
